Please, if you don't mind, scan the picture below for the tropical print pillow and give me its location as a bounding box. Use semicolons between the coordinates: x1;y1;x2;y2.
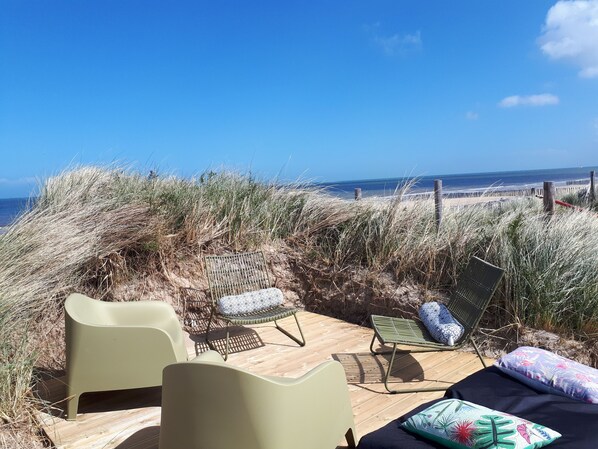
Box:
217;287;283;315
402;399;561;449
419;302;464;346
495;346;598;404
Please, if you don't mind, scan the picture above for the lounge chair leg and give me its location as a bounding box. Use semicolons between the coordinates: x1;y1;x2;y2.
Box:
470;337;487;368
204;308;214;343
223;323;230;361
204;308;216;352
345;427;357;448
383;344;399;394
369;333;379;354
373;338;453;394
274;313;306;347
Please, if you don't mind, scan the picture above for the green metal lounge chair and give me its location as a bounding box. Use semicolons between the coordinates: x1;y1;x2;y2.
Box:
370;256;504;394
159;350;356;449
204;251;305;360
64;293;188;420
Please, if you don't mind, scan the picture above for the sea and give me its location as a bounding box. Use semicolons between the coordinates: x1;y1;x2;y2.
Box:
0;166;596;226
0;197;32;228
316;166;598;200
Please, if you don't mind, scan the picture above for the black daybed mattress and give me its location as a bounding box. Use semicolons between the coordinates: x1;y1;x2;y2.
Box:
357;366;598;449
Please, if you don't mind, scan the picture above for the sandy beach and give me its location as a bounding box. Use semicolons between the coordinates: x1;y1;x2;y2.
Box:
360;193;531;209
444;195;522;207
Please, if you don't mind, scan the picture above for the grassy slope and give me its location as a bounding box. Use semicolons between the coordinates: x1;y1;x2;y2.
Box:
0;166;597;443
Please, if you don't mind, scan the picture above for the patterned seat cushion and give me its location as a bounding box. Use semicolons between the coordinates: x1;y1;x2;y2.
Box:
495;346;598;404
418;302;464;346
217;287;284;316
402;398;561;449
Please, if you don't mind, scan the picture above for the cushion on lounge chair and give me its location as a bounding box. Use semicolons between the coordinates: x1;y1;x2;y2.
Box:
495;346;598;404
402;398;561;449
418;302;464;346
217;287;284;315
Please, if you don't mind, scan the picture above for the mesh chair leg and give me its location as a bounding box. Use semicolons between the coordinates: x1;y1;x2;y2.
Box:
470;337;487;368
223;323;230;361
383;344;399;394
274;313;306;347
371;333;456;394
204;308;214;342
204;308;216;352
370;333;380;354
381;343;451;394
204;308;231;361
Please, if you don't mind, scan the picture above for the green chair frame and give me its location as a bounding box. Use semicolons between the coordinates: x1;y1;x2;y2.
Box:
370;256;504;394
204;251;305;360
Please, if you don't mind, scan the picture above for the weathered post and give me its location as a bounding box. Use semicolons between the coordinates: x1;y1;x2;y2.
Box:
434;179;443;229
354;187;362;201
543;181;555;217
590;171;595;204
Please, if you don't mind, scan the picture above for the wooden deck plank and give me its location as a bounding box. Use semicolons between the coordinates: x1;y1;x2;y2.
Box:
35;311;492;449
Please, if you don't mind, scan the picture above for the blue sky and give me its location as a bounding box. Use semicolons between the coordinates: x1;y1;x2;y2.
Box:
1;0;598;198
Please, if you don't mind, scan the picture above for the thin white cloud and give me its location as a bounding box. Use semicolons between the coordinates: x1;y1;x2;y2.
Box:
498;94;560;108
538;0;598;78
366;24;422;56
465;111;479;120
374;31;422;55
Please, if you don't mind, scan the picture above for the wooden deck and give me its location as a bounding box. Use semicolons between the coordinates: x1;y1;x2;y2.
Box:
35;311;491;448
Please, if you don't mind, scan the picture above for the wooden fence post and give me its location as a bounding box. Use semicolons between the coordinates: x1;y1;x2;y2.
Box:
530;187;536;197
354;188;362;201
543;181;555;217
434;179;443;229
590;171;595;204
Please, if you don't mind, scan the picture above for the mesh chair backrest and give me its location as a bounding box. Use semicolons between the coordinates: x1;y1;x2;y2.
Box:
205;252;271;304
447;257;504;341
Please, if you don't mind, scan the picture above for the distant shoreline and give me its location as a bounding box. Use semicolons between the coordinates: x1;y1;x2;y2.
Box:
351;182;589;211
318;166;597;200
402;179;587;200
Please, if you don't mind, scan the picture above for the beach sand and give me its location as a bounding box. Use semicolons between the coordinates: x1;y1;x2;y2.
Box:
360;194;531;209
444;195;522;207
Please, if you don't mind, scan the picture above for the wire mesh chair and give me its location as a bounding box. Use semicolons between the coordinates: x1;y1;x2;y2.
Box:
205;251;305;360
370;256;504;393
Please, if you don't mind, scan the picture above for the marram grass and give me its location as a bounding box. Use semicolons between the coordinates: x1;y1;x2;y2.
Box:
0;166;597;428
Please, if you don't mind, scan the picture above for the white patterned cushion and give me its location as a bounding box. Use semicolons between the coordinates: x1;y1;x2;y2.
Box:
419;302;464;346
217;287;284;315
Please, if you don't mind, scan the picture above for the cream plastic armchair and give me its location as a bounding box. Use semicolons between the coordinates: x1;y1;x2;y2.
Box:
159;350;356;449
64;293;188;420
